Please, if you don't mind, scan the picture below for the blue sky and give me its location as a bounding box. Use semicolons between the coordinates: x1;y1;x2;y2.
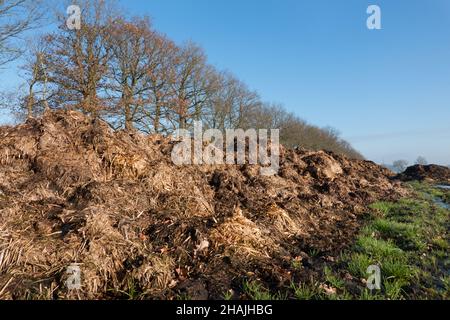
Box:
1;0;449;165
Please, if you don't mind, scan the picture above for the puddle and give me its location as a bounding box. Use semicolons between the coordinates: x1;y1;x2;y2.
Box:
434;198;450;210
432;185;450;209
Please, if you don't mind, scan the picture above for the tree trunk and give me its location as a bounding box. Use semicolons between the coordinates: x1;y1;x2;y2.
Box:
27;86;35;119
124;103;133;131
154;104;160;133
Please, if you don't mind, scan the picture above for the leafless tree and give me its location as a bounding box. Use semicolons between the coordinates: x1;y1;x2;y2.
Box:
415;156;428;166
207;72;260;130
20;38;57;118
0;0;46;67
166;42;218;130
393;160;408;173
43;0;118;118
106;17;178;132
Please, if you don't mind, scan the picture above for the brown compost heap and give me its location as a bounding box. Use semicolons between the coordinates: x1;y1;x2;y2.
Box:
0;110;406;299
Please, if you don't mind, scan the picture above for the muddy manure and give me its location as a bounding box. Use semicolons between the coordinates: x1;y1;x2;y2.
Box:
0;110;406;299
396;164;450;184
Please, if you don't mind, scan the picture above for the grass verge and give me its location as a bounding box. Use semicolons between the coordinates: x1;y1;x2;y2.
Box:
238;182;449;300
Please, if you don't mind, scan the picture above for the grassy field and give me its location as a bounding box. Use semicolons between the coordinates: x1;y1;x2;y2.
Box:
238;182;449;300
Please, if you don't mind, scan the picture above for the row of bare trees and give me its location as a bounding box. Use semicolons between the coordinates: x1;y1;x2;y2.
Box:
1;0;363;159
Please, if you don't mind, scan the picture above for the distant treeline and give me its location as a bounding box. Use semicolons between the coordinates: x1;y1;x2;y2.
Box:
1;0;363;159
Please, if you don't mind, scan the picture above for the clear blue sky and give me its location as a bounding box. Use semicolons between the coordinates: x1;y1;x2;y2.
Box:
1;0;449;165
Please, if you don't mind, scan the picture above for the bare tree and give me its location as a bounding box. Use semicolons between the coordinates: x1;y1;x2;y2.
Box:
135;34;178;134
0;0;46;67
242;102;364;159
415;156;428;165
393;160;408;173
43;0;118;118
106;17;154;130
166;42;218;130
106;17;177;132
207;72;260;130
22;37;57;117
0;38;53;120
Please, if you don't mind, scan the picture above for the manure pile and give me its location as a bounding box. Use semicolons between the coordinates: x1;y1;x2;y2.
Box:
397;164;450;184
0;110;405;299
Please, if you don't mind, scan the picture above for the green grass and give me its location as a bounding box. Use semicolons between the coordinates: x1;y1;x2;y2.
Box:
243;281;287;300
369;202;392;216
324;266;345;290
441;276;450;299
407;181;450;206
383;279;406;300
290;282;321;300
334;183;448;299
359;289;384;300
346;253;372;278
308;248;321;258
443;193;450;205
222;290;234;300
356;236;405;259
237;182;449;301
381;257;416;281
371;218;426;251
176;293;192;300
112;278;144;300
